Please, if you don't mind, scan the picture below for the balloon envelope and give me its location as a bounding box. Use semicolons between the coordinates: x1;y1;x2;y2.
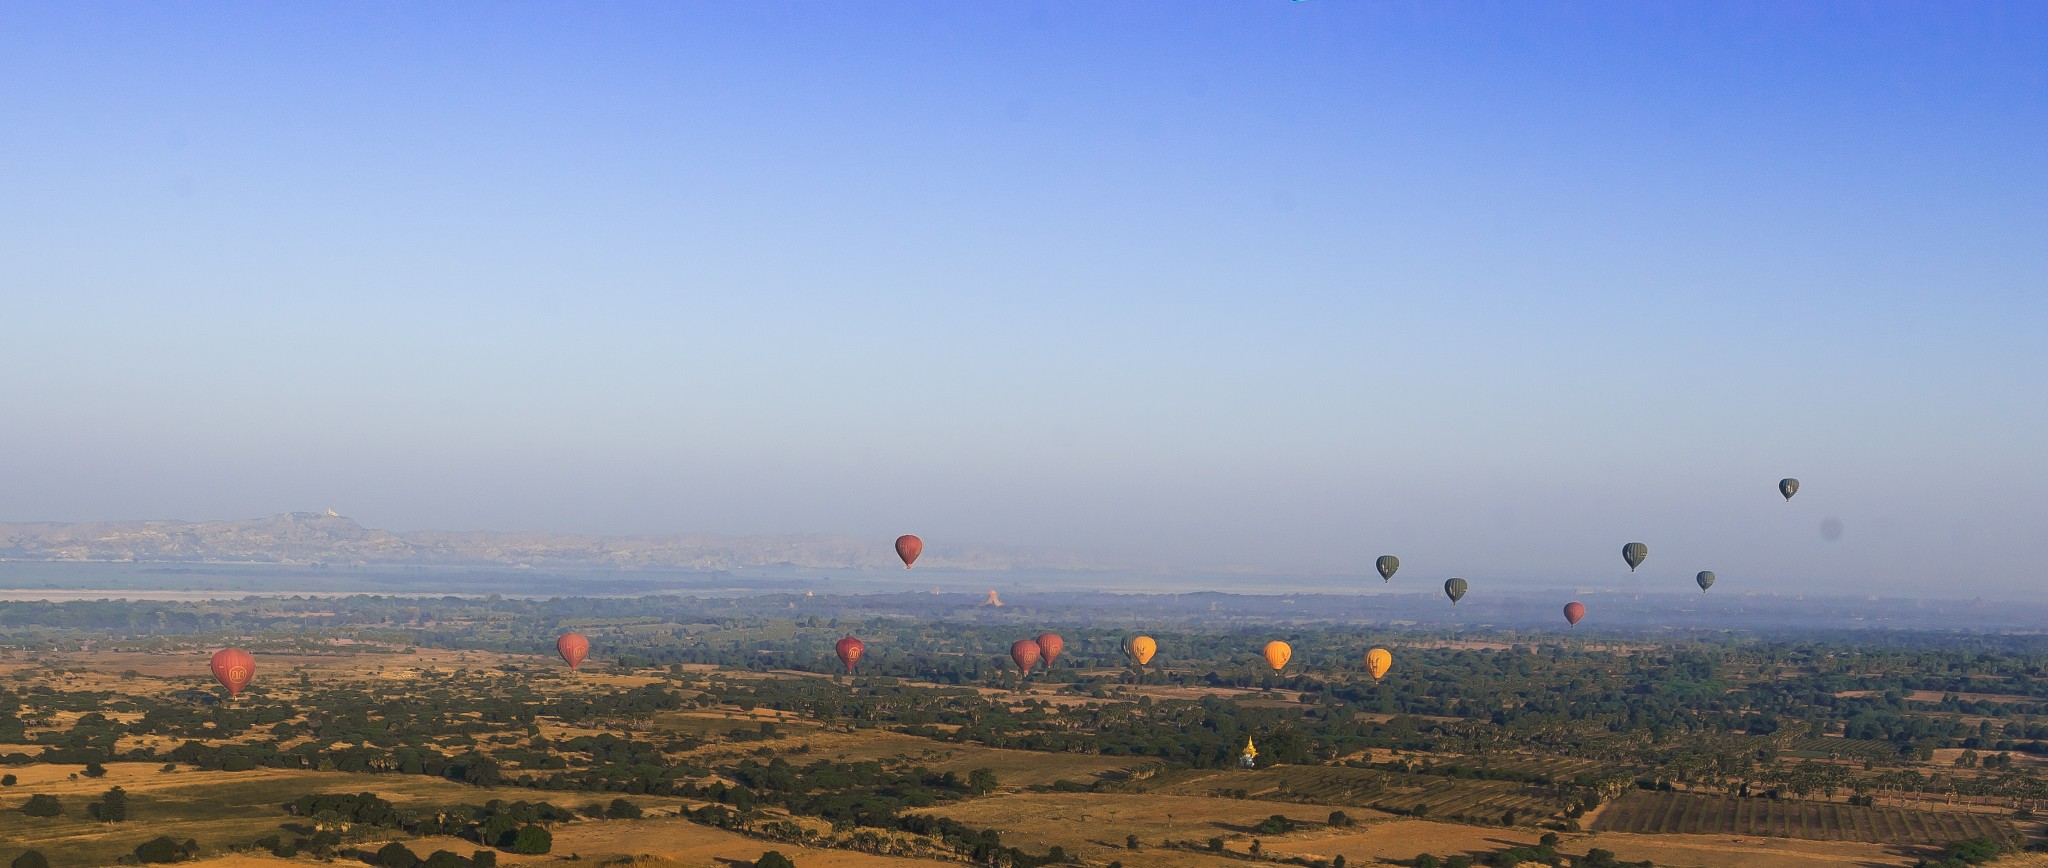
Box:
1035;633;1064;666
1444;578;1468;604
835;637;865;673
894;535;923;568
210;648;254;699
556;633;591;669
1010;639;1042;673
1130;635;1157;666
1780;478;1800;501
1564;601;1586;626
1622;542;1648;572
1375;555;1399;583
1262;641;1292;672
1696;571;1716;592
1365;647;1393;681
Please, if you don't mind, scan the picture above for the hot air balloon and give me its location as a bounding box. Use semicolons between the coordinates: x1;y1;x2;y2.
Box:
1130;635;1157;666
1376;555;1399;583
1696;571;1716;592
210;648;254;699
1563;601;1586;626
1780;478;1799;501
1035;633;1063;667
556;633;591;670
1622;542;1648;572
835;637;865;673
895;535;923;569
1010;639;1042;673
1262;641;1292;673
1444;578;1468;605
1364;647;1392;681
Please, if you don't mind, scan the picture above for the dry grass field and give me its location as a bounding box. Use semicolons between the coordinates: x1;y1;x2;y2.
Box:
1593;789;2022;846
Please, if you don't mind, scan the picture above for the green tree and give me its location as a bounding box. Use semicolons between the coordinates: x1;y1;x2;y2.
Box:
967;768;998;795
19;795;61;818
82;762;107;778
90;786;128;822
11;852;50;868
605;797;642;819
755;852;796;868
376;842;420;868
134;836;191;863
0;775;16;787
510;824;552;855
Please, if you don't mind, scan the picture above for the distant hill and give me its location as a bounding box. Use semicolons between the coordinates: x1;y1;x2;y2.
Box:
0;512;1101;571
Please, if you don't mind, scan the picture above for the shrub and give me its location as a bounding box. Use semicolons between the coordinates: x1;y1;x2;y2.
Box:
90;786;128;822
11;852;50;868
82;762;107;778
134;836;197;863
19;795;61;818
0;775;15;787
755;852;796;868
376;841;420;868
510;824;552;855
422;852;467;868
605;797;642;819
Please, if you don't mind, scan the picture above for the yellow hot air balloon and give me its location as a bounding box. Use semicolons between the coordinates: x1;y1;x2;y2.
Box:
1364;647;1392;681
1262;641;1292;673
1130;635;1157;666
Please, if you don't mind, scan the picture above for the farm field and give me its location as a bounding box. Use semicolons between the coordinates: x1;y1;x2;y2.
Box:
919;790;1360;866
1592;789;2022;847
1134;765;1570;824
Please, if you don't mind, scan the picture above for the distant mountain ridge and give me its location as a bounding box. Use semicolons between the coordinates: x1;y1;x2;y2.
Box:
0;512;1099;571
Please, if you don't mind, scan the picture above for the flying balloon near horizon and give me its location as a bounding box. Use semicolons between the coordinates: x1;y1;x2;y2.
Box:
210;648;254;699
1376;555;1399;583
1262;641;1292;673
1364;647;1392;681
1696;571;1716;592
895;535;923;569
1780;478;1800;501
1010;639;1042;674
1035;633;1063;667
556;632;590;670
1564;601;1586;627
1444;578;1468;605
835;636;865;673
1623;542;1648;572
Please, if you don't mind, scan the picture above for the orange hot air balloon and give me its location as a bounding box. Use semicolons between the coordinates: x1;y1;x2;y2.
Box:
1364;647;1393;681
210;648;255;699
556;633;590;669
835;636;865;673
1130;635;1157;666
1563;601;1586;627
895;535;923;569
1035;633;1064;667
1010;639;1043;673
1262;641;1292;673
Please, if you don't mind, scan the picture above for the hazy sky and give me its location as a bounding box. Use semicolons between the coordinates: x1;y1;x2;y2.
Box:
2;3;2044;592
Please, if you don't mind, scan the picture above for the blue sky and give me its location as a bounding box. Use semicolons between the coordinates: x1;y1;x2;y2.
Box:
2;2;2043;592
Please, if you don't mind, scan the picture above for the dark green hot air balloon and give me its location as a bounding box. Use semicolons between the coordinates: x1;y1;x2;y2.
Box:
1622;542;1648;572
1376;555;1399;583
1444;577;1468;605
1696;570;1715;592
1779;478;1799;501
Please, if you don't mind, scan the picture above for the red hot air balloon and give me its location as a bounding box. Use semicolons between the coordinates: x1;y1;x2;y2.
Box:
895;535;923;569
1010;639;1042;673
1563;601;1587;627
1035;633;1064;667
557;633;591;669
210;648;255;699
836;637;865;673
